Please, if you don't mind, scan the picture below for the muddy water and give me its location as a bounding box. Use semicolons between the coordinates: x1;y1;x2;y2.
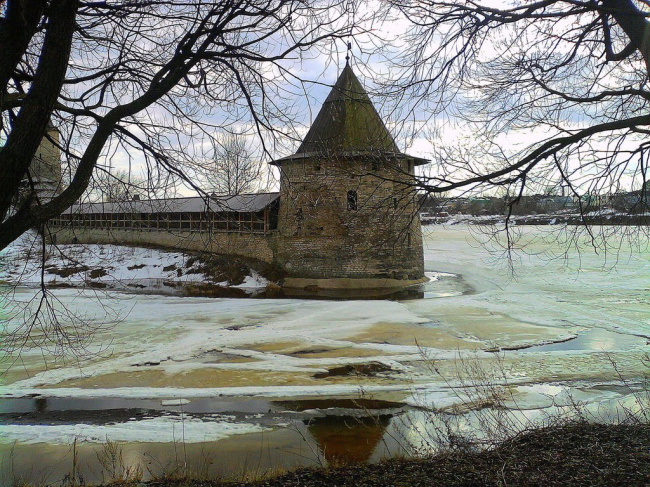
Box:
0;396;408;485
1;226;649;485
2;423;404;484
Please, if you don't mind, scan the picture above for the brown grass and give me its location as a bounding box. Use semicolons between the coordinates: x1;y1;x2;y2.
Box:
110;422;650;487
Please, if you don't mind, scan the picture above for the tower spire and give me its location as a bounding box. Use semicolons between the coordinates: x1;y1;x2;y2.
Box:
345;41;352;65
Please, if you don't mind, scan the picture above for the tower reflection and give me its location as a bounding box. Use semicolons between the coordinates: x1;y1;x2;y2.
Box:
304;414;392;465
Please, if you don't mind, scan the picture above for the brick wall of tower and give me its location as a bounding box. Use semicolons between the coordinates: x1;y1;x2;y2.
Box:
273;156;424;280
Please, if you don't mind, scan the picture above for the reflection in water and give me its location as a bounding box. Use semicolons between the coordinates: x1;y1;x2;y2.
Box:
45;278;428;301
274;398;402;466
278;287;425;301
274;398;405;412
0;396;405;484
305;415;392;465
519;328;644;353
0;412;400;485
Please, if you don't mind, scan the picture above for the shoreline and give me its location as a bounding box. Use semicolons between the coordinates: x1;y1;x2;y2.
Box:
146;423;650;487
5;422;648;486
422;212;650;226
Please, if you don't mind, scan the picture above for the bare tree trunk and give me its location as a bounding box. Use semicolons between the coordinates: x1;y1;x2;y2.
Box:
0;0;78;221
604;0;650;71
0;0;48;107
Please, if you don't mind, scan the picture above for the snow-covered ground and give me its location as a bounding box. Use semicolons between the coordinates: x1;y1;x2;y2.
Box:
0;225;649;481
0;231;268;290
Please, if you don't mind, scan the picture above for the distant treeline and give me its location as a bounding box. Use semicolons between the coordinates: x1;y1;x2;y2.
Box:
420;190;649;217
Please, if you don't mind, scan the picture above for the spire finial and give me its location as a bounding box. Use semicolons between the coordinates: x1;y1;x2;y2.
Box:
345;41;352;64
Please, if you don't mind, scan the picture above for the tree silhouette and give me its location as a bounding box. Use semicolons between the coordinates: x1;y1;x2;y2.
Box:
0;0;354;250
384;0;650;214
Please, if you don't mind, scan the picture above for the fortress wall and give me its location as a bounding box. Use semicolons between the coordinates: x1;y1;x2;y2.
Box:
49;227;276;263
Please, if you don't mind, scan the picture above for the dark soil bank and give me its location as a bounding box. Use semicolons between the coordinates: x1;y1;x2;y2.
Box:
144;423;650;487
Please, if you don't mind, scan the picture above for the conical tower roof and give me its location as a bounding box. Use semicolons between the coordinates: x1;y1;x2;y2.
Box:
296;63;399;154
270;64;428;166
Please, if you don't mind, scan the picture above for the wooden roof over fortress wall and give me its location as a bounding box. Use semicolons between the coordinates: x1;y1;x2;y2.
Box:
64;192;279;215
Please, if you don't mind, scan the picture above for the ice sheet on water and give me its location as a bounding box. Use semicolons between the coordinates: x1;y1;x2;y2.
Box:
161;399;191;406
3;290;437;389
419;225;650;338
0;383;420;400
0;414;269;445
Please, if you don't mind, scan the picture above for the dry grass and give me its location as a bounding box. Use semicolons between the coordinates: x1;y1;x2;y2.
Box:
130;422;650;487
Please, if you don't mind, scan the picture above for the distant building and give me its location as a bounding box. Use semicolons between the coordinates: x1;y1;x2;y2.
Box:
538;196;575;213
51;64;427;289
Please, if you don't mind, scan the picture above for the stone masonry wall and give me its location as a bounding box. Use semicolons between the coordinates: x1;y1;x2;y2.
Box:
50;227;276;263
274;155;424;280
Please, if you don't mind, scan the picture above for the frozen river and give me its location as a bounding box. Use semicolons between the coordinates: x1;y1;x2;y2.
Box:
1;225;649;484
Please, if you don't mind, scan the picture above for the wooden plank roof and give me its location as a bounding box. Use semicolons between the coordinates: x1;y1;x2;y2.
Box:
64;192;279;214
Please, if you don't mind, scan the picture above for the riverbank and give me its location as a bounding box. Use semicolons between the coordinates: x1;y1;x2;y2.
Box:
421;210;650;226
143;422;650;487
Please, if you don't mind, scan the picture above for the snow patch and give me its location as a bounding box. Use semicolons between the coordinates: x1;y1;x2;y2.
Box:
0;231;267;291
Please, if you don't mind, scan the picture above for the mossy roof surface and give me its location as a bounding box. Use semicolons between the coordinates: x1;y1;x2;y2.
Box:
296;64;399;154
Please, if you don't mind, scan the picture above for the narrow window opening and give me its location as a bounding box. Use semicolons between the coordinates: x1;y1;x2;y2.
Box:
347;190;358;211
296;207;303;229
315;164;321;172
407;232;412;248
393;197;398;210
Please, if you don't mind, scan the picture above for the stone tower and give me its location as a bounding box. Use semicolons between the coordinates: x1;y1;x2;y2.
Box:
28;122;63;203
271;64;427;288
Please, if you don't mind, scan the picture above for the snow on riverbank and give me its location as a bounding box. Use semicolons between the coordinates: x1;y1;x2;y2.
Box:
0;231;268;290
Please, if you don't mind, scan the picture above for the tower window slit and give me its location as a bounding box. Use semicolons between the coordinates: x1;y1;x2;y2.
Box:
347;190;358;211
